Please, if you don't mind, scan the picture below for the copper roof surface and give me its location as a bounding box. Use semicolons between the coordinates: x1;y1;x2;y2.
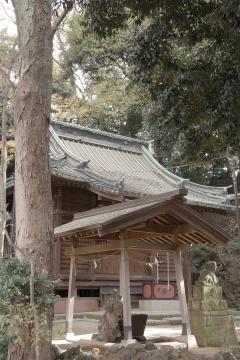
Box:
50;121;233;210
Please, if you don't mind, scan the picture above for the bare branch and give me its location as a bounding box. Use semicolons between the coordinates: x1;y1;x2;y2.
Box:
75;82;85;99
0;68;16;92
0;2;16;24
52;7;71;38
53;56;62;67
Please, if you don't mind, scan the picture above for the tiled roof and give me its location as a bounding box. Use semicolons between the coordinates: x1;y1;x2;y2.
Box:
50;121;233;210
55;198;161;237
54;191;231;246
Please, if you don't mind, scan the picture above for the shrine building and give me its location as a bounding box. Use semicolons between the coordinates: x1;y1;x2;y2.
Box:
6;121;234;334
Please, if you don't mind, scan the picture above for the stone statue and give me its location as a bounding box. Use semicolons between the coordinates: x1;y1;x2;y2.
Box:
189;261;238;347
196;261;219;287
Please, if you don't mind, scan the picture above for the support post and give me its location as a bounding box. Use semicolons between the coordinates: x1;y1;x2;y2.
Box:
174;248;197;349
119;255;124;297
183;245;192;303
66;248;76;340
228;155;240;241
53;187;62;275
119;230;133;342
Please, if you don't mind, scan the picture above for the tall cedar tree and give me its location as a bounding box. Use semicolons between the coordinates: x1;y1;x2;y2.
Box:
10;1;53;359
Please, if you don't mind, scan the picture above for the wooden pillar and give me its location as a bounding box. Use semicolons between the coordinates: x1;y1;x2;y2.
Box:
174;247;198;348
53;187;62;275
119;255;124;297
183;245;192;303
66;248;76;337
174;248;191;335
119;230;132;341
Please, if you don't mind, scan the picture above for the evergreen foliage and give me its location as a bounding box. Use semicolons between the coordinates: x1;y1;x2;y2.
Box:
53;3;240;310
54;1;240;185
0;258;59;354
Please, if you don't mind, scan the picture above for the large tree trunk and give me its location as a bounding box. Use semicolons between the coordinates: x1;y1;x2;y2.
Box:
0;82;7;256
10;1;54;359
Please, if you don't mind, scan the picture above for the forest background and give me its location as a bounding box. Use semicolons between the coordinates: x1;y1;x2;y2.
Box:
1;0;240;185
0;2;240;356
1;0;240;299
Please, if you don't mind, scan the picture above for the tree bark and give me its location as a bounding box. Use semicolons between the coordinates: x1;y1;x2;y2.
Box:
10;1;54;359
0;81;7;256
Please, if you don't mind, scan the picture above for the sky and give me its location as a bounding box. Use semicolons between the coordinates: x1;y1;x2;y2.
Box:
0;1;86;97
0;1;16;35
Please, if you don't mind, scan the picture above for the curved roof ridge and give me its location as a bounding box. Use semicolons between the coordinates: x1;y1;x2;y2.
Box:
51;120;148;147
142;146;231;198
186;180;230;195
184;183;227;202
141;146;231;205
50;125;89;168
141;146;186;186
49;125;66;158
48;122;232;209
50;125;125;193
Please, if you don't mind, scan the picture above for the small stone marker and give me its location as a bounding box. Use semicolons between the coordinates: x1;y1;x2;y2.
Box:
92;289;123;342
189;261;238;347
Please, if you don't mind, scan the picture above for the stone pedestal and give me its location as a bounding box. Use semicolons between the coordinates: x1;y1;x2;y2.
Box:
189;286;238;347
139;299;180;313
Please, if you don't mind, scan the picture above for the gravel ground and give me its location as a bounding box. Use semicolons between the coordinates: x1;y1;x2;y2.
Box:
52;319;240;359
53;319;98;339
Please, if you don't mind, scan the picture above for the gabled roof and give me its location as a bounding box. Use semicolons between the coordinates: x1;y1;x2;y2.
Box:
50;121;233;211
54;190;231;248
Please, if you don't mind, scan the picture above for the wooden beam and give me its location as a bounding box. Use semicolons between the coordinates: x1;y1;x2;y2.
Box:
128;230;164;239
128;248;162;255
74;188;185;221
99;200;176;237
65;242;120;256
127;222;146;230
127;224;193;238
55;228;100;241
130;241;177;252
173;202;230;245
147;223;193;234
120;230;132;341
64;239;177;257
64;239;138;256
89;187;124;202
54;209;74;216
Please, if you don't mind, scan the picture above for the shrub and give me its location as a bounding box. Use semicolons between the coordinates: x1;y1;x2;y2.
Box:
0;257;59;355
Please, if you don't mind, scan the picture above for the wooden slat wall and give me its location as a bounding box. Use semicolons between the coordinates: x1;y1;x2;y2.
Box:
95;255;119;274
157;253;176;282
129;254;151;276
53;186;97;276
95;253;154;278
62;187;97;213
60;241;91;275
